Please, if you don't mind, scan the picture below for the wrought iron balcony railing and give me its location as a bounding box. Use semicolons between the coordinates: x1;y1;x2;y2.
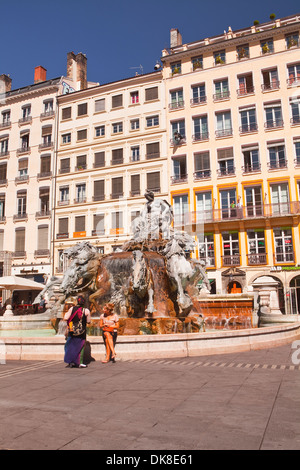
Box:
247;253;267;265
261;80;280;91
222;255;240;267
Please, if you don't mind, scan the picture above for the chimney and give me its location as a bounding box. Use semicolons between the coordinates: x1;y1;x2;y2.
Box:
34;66;47;83
170;28;182;48
0;74;12;94
67;52;87;90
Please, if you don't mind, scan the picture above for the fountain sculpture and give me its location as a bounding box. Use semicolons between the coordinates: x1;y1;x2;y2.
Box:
37;191;211;334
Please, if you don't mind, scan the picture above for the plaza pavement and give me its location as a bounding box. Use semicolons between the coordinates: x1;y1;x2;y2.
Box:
0;343;299;451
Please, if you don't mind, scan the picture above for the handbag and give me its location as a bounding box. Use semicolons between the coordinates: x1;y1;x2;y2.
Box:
68;307;86;336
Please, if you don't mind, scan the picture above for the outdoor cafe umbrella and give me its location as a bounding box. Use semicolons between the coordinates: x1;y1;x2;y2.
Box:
0;275;44;291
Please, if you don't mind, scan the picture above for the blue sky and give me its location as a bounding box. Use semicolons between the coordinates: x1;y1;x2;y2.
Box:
0;0;299;89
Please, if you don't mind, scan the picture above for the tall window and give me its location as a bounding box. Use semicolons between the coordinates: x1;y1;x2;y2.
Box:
131;146;140;162
194;152;210;179
217;148;235;176
171;120;185;143
244;186;263;217
191;84;206;104
247;230;267;265
222;232;240;265
214;79;229;100
15;227;25;254
146;172;160;193
242;146;260;172
93;214;105;235
220;188;236;219
93;180;105;201
288;63;300;85
170;89;184;109
262;68;279;91
261;39;274;54
37;225;49;252
198;234;215;266
75;183;86;203
214;50;226;65
111;177;123;199
274;228;294;263
264;102;283;129
216;111;232;137
173;195;188;225
17;190;27;215
130;91;139;104
193;115;208;141
75;216;86;233
240;107;257;133
172;156;187;183
290;96;300;125
131;174;140;196
238;73;254;95
196;191;212;221
59;186;69;204
268;144;286;169
270;183;289;214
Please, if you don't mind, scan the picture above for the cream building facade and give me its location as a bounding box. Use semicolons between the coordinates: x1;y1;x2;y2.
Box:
53;71;167;274
161;14;300;313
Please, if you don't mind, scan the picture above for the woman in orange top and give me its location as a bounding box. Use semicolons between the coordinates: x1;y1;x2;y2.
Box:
99;303;119;363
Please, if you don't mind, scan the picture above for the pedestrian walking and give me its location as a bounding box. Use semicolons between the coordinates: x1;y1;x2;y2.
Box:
64;295;91;368
99;303;119;363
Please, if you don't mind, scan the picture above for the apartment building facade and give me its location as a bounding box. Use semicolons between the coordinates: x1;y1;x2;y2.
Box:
0;52;93;297
53;71;167;274
161;14;300;313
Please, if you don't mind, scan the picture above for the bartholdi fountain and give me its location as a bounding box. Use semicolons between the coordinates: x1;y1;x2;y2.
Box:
35;190;254;336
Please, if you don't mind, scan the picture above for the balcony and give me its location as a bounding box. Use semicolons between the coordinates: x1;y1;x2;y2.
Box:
287;78;300;87
59;167;70;174
242;163;261;173
36;210;50;218
17;146;30;155
213;91;230;101
13;213;27;221
130;189;141;197
261;81;280;91
111;158;124;166
0;216;6;223
12;251;26;258
38;141;54;150
215;128;233;138
222;255;240;267
264;119;284;130
291;116;300;126
267;160;288;170
58;200;69;206
15;175;29;183
247;253;267;265
18;116;32;125
237;86;255;97
40;110;55;119
190;96;207;106
239;123;258;134
34;249;50;257
170;135;186;146
74;198;87;204
0;121;11;130
217;167;235;177
171;174;188;184
192;132;209;142
92;195;105;202
110;192;124;200
91;229;105;236
0;150;9;158
274;252;295;264
169;101;184;110
37;171;52;179
193;170;211;180
199;256;215;267
56;233;69;239
0;179;8;186
146;153;160;160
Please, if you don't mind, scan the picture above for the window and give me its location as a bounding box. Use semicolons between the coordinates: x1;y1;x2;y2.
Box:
62;107;71;120
75;216;85;233
216;111;232;137
41;125;52;146
111;148;123;165
22;105;31;120
270;183;289;214
145;87;158;101
112;211;123;230
262;68;279;91
247;230;266;265
191;84;206;105
60;158;70;174
112;122;123;134
294;140;300;165
0;138;8;155
95;98;105;113
287;63;300;86
43;100;53;114
62;133;71;144
93;180;105;201
15;227;25;254
238;73;254;95
244;185;263;217
75;183;86;203
94;151;105;168
59;186;69;204
237;44;249;60
171;120;185;143
77;103;87;116
146;172;160;193
220;188;236;219
198;234;215;266
192;56;203;70
93;214;105;235
193;115;208;141
173;195;188;225
146;142;160;159
130;119;139;130
217;148;235;176
214;79;229;100
130;91;139;104
95;125;105;137
290;96;300;125
261;39;274;54
17;190;27;215
58;218;69;237
146;115;159;127
240;107;257;133
268;144;286;169
76;155;86;170
111;94;123;108
194;152;210;179
111;177;123;199
131;174;140;196
242;145;260;172
131;146;140;162
222;232;240;265
286;33;299;49
171;62;181;75
172;156;187;182
169;89;184;109
264;102;283;129
1;110;10;125
37;225;49;251
77;129;87;141
196;191;212;221
274;228;294;262
18;158;28;178
214;50;225;65
21;133;29;150
0;194;5;219
39;187;49;214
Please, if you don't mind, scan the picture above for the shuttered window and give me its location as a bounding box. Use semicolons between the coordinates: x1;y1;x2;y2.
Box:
77;155;86;168
37;225;48;250
94;180;105;201
147;172;160;192
15;227;25;252
94;151;105;168
217;147;234;160
62;107;71;120
93;213;105;232
18;158;28;170
0;230;4;251
58;218;68;234
145;87;158;101
131;174;140;195
60;158;70;173
42;125;52;136
0;163;7;180
40;155;51;173
112;177;123;198
77;103;87;116
112;211;123;229
146;142;160;159
112;94;123;108
77;129;87;141
75;216;85;232
112;148;123;165
95;99;105;112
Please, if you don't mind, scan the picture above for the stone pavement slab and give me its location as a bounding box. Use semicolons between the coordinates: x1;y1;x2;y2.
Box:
0;343;299;450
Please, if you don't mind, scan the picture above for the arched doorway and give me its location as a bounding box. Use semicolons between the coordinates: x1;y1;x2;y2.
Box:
227;280;242;294
289;276;300;314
